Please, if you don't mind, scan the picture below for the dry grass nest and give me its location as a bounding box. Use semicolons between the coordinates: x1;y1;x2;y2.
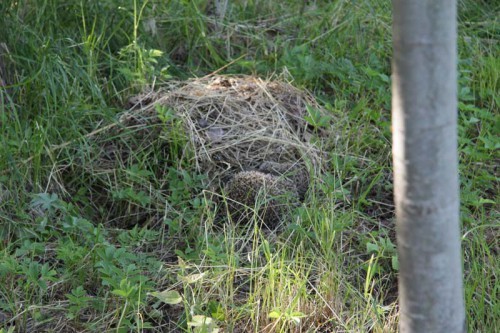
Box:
102;74;331;226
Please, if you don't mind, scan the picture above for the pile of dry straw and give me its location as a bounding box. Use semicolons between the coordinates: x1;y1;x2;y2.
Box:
113;74;330;226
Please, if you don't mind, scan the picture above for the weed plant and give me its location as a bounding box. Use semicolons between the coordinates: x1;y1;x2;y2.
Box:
0;0;498;332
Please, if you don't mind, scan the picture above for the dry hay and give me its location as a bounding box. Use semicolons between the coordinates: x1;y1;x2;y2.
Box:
122;74;325;183
105;74;329;226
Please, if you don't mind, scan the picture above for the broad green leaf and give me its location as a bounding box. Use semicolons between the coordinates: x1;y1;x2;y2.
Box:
268;310;281;319
392;255;399;271
188;315;212;327
366;242;379;253
478;198;496;205
111;289;130;298
149;290;183;305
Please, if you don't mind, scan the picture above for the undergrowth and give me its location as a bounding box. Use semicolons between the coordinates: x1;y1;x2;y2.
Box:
0;0;498;332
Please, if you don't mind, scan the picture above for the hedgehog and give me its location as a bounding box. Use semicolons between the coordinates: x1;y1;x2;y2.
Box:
258;161;310;200
223;170;300;229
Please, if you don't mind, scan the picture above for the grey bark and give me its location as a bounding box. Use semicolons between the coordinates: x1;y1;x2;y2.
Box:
392;1;466;332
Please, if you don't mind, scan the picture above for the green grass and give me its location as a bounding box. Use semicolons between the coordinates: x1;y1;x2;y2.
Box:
0;0;498;332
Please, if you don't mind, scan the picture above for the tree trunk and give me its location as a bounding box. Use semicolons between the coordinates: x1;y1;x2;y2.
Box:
392;1;466;332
